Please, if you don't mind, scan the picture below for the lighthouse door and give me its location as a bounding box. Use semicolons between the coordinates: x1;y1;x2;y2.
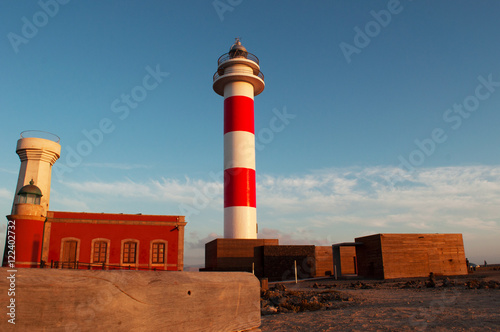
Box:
62;240;78;269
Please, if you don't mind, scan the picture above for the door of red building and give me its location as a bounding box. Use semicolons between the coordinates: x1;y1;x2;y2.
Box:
62;240;77;268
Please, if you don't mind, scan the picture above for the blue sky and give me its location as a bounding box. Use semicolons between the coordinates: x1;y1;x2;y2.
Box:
1;1;499;266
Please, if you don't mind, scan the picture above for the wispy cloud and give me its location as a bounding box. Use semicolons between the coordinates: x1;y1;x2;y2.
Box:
51;196;90;212
81;163;151;170
258;165;500;234
0;188;12;200
186;231;220;249
0;168;17;175
59;177;223;207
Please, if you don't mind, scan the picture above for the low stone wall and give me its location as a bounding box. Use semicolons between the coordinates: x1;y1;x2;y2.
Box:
0;268;261;331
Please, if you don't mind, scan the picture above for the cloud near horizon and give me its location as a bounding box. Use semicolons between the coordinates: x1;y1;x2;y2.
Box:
257;166;500;233
50;165;499;236
1;165;498;265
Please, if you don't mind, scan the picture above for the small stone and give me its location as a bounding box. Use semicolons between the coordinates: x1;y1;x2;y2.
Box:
261;305;278;315
274;283;287;292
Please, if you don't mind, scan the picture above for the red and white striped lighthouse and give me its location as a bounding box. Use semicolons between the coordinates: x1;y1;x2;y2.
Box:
213;39;265;239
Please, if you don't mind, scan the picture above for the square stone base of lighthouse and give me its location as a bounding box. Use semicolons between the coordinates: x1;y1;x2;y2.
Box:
201;238;336;281
202;238;279;274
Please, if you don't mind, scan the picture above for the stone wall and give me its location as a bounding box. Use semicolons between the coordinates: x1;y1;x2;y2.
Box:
203;238;279;272
315;246;334;277
355;233;468;279
260;245;316;281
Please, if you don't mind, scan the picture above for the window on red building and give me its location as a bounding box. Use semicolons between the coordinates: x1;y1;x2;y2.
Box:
93;241;107;263
123;241;137;264
152;242;165;264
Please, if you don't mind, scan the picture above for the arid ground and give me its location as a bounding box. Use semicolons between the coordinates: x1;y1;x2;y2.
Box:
260;270;500;331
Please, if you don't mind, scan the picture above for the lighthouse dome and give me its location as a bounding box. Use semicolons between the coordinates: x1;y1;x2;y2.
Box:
18;180;43;197
228;38;248;58
229;40;247;52
17;179;43;205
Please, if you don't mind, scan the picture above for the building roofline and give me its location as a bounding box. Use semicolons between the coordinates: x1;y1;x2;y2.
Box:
332;242;363;247
47;211;185;223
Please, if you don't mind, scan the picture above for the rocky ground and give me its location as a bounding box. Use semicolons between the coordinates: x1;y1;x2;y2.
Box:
260;270;500;331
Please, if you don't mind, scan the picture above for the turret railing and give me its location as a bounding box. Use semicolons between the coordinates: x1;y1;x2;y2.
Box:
20;130;60;143
217;52;260;66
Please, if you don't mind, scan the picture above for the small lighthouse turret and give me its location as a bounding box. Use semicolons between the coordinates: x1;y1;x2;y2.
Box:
3;131;61;268
213;39;265;239
11;131;61;217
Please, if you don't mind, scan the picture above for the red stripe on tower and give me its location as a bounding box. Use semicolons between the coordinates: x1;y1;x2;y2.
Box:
224;96;255;134
223;168;256;208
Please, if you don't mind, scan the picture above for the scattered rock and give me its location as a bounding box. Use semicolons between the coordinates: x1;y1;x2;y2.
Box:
273;283;287;292
478;281;489;289
401;280;422;289
466;279;480;289
261;305;278;315
261;289;281;300
349;281;373;289
324;284;337;289
261;287;348;315
488;280;499;289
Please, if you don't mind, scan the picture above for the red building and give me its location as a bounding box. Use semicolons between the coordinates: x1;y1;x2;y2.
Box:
3;132;187;271
42;211;186;270
5;209;186;271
